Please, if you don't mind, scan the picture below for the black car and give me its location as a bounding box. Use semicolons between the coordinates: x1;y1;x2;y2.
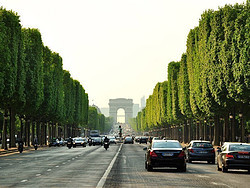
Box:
186;140;215;164
124;137;134;144
92;137;103;146
217;142;250;173
144;140;186;172
139;136;148;144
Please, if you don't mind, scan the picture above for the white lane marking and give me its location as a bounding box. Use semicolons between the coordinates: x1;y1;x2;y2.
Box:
211;182;231;188
0;167;1;168
47;169;51;171
197;175;210;178
62;163;66;165
21;180;28;183
76;157;78;158
56;166;59;168
96;144;123;188
68;160;71;162
36;174;41;177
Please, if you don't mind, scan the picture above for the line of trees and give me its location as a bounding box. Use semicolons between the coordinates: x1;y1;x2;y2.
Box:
135;2;249;145
0;8;89;149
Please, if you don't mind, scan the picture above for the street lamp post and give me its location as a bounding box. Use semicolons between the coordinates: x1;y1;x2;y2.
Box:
229;113;234;142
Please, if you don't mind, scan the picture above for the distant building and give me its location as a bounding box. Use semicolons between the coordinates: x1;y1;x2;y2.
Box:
140;96;146;110
133;104;139;118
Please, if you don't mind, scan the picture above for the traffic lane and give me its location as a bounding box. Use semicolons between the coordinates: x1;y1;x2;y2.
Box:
0;144;121;187
104;143;250;188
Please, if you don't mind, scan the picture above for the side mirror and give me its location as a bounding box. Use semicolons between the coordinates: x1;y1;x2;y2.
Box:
143;147;147;151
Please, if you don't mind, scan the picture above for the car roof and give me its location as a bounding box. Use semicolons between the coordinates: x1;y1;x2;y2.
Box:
223;142;250;145
190;140;211;143
153;140;179;143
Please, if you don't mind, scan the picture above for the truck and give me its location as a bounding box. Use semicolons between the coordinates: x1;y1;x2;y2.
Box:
89;130;100;137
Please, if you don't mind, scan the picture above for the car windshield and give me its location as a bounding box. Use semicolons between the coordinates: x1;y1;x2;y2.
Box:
75;138;83;141
229;144;250;151
153;141;181;148
126;137;132;140
192;142;212;148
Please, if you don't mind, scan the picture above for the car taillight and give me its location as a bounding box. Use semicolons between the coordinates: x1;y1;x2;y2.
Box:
150;151;158;157
211;149;215;153
238;152;249;155
178;151;185;158
226;153;234;159
188;149;194;153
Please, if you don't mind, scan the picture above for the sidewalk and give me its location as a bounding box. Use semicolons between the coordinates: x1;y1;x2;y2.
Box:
0;144;48;156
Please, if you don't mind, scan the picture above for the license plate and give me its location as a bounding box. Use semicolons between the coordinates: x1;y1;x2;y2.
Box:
198;151;207;154
238;155;250;159
162;153;173;157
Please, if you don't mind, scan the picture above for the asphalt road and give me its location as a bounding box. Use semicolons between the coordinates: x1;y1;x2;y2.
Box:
104;143;250;188
0;143;249;188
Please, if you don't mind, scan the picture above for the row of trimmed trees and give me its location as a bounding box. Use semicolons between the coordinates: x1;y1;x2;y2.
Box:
135;2;249;145
0;8;89;149
88;106;113;134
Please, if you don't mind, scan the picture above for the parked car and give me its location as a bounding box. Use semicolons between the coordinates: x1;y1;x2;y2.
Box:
144;140;186;172
49;138;60;147
139;136;148;144
73;137;87;147
59;138;65;146
124;137;134;144
217;142;250;173
92;137;103;146
186;140;215;164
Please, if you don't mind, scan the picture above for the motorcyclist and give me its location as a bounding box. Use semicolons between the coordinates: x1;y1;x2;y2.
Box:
104;136;109;143
68;137;73;144
17;137;24;153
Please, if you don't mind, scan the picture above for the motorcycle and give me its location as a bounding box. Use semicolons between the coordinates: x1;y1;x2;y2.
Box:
18;142;23;153
88;139;92;146
104;142;109;150
67;140;72;149
34;143;38;150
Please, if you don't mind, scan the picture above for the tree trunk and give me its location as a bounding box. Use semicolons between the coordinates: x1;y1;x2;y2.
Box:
213;116;220;146
9;108;16;148
1;110;8;150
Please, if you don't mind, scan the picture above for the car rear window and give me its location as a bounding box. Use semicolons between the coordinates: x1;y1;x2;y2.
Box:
229;144;250;151
192;142;212;148
153;141;181;148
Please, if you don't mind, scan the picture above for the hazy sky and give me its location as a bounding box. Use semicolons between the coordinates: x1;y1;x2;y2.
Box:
1;0;246;108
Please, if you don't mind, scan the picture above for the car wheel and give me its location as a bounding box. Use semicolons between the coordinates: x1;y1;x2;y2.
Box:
217;163;222;171
222;165;228;173
211;160;215;164
145;162;148;169
178;164;186;172
147;164;153;171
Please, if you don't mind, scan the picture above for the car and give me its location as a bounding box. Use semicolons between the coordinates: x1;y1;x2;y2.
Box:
49;138;60;147
139;136;148;144
124;137;134;144
108;136;117;144
73;137;87;147
59;138;65;146
185;140;215;164
144;140;186;172
92;137;103;146
135;136;140;142
217;142;250;173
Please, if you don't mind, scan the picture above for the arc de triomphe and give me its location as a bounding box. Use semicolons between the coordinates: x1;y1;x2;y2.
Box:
109;98;133;124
